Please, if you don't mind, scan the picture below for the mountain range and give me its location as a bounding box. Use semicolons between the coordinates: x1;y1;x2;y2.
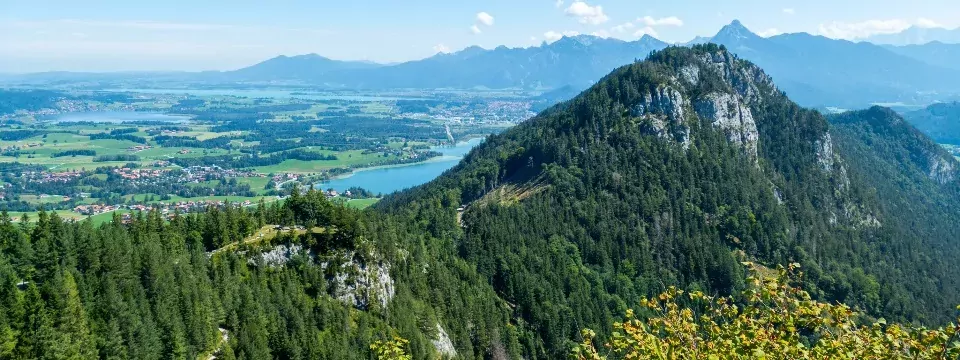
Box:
159;21;960;108
8;20;960;109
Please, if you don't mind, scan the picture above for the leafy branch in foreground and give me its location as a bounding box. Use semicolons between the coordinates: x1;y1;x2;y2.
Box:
371;336;412;360
574;263;960;360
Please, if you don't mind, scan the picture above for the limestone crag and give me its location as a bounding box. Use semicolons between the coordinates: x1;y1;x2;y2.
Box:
694;92;760;159
927;152;957;185
632;85;692;148
324;252;396;310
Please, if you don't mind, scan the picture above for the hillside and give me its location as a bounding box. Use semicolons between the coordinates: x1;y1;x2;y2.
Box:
379;44;960;357
903;102;960;144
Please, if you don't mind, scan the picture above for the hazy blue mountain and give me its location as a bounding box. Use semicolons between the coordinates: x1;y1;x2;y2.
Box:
708;21;960;108
227;54;382;81
865;26;960;46
325;35;669;89
884;42;960;71
902;102;960;144
682;36;712;46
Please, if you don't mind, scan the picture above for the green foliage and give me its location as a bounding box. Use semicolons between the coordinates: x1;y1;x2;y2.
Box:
574;264;960;359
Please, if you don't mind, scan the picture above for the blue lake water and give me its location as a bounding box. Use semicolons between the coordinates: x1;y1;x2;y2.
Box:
315;137;485;196
104;88;426;101
46;111;191;123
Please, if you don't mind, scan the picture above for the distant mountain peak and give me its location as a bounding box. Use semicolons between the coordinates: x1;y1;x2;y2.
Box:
555;34;605;47
714;19;759;41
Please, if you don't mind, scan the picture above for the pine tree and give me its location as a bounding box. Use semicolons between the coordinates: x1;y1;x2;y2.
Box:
50;271;97;359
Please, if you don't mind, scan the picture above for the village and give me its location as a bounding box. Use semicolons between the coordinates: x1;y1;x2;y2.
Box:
74;198;256;217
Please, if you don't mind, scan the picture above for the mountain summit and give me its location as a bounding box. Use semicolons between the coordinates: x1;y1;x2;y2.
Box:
380;44;960;357
712;19;762;43
228;53;381;81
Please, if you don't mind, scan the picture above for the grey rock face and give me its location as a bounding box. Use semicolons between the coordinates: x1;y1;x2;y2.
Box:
631;86;692;149
693;92;759;159
815;133;835;172
253;244;310;267
327;253;396;310
680;65;700;86
928;153;957;184
697;50;776;104
431;324;457;358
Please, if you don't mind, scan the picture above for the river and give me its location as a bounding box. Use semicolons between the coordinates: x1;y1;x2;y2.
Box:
314;137;484;196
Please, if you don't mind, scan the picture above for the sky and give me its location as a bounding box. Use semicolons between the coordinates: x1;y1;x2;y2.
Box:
0;0;958;73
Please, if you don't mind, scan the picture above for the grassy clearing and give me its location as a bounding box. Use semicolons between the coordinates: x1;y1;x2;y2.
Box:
346;198;380;209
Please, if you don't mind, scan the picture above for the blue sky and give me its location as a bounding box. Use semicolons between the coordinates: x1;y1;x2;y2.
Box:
0;0;957;72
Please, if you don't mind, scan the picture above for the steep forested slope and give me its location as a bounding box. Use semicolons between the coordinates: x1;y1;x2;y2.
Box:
903;101;960;145
379;44;960;357
0;193;523;359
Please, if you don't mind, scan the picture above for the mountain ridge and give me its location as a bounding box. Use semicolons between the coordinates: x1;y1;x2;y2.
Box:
375;44;960;356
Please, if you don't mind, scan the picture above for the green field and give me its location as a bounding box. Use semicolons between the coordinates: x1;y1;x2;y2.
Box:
255;150;402;173
346;198;380;209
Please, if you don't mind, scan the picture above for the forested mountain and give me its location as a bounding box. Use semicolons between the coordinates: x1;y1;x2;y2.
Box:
227;54;382;82
4;45;960;359
903;101;960;144
379;44;960;357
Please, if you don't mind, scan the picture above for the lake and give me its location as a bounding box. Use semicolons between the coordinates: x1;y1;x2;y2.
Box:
46;111;191;123
105;88;426;101
315;137;484;195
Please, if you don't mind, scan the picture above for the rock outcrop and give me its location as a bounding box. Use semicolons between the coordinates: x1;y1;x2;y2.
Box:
325;252;396;310
632;85;692;148
694;92;760;159
815;133;835;172
431;324;457;358
927;153;957;184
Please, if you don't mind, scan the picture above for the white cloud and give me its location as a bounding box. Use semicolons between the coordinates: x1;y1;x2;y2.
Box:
611;22;635;33
757;28;783;37
917;18;943;28
633;27;658;38
816;19;914;39
639;16;683;27
565;1;609;25
433;44;451;53
783;8;795;15
555;0;564;8
543;30;580;42
471;25;482;34
476;12;495;27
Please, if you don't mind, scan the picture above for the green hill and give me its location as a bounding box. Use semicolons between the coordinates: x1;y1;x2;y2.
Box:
378;44;960;356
